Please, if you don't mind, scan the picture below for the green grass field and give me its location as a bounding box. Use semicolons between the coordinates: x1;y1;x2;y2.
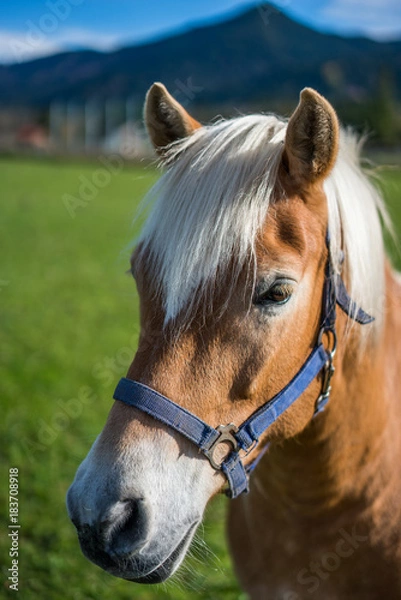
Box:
1;156;400;600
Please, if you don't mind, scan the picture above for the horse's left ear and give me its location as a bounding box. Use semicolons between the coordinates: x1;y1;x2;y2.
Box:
283;88;339;186
144;82;201;152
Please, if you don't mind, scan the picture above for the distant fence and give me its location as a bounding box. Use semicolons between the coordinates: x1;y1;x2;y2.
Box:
0;98;152;159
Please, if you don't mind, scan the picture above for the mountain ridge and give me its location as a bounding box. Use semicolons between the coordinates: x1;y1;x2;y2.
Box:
1;3;400;113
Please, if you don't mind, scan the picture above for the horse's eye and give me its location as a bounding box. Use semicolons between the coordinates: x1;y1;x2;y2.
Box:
254;281;293;307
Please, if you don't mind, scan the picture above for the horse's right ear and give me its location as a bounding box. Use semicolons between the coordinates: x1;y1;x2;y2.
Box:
144;82;201;152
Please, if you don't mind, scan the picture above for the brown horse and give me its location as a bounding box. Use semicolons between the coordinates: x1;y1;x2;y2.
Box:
67;83;401;599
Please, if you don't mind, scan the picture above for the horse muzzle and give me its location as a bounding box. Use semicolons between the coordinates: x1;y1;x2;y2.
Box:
66;484;200;582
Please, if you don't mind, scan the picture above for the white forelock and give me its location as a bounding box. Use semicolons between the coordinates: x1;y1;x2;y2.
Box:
137;114;388;340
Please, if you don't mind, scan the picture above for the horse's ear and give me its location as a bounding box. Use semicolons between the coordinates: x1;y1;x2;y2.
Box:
283;88;339;186
144;82;201;152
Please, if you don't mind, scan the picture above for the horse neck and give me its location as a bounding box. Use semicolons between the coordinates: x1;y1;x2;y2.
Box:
255;265;401;520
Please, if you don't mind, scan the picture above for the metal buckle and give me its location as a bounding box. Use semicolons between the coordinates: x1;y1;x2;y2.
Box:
316;327;337;412
203;424;239;470
320;356;335;399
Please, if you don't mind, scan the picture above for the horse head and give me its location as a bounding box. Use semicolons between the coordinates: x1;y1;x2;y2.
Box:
67;84;372;583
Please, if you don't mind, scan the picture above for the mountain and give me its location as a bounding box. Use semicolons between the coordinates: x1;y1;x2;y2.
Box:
1;4;400;113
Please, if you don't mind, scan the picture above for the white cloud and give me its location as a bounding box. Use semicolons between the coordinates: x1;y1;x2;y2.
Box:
0;31;57;64
56;28;122;50
322;0;401;39
1;0;400;65
0;28;122;65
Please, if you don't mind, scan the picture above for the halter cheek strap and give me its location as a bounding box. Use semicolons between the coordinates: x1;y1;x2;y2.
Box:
113;241;374;499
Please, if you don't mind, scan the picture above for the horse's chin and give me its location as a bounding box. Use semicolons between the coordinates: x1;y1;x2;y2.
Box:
80;520;199;584
124;521;198;584
125;522;198;584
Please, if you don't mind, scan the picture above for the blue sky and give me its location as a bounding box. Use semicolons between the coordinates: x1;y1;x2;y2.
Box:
1;0;401;64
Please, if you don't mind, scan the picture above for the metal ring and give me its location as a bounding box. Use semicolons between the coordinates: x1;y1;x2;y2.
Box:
318;327;337;358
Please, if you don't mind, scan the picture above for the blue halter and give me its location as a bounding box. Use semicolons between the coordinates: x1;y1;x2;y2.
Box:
113;242;373;499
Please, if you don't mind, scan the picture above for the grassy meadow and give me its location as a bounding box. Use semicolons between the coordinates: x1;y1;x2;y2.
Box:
1;155;401;600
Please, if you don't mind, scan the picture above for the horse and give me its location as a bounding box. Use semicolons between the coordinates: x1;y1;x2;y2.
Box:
67;83;401;599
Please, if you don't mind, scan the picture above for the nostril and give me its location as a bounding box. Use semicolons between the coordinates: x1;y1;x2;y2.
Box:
106;498;150;558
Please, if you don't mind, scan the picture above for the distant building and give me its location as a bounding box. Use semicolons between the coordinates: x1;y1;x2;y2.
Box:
103;121;151;159
16;124;49;150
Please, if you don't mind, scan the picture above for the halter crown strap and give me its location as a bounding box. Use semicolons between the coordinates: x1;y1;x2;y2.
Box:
113;236;374;499
325;233;374;326
335;277;374;325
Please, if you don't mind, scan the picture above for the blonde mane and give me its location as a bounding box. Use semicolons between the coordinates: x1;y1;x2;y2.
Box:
137;114;388;339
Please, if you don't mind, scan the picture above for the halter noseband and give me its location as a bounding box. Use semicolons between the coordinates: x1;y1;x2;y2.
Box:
113;237;373;499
